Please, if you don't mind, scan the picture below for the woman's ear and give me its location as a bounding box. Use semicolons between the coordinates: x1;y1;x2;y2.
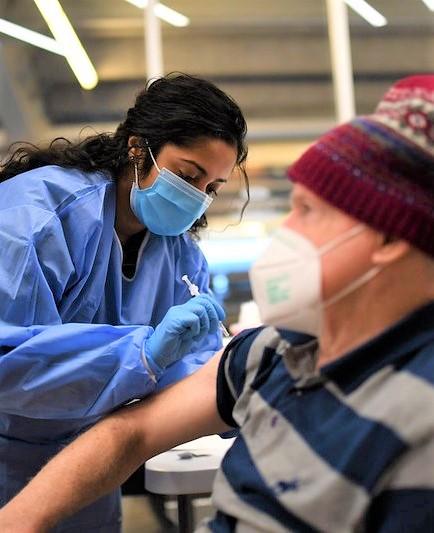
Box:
372;238;411;265
127;136;144;158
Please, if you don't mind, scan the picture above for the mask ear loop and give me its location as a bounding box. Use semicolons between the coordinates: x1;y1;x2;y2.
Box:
318;224;366;256
323;265;382;308
146;141;161;173
319;223;382;308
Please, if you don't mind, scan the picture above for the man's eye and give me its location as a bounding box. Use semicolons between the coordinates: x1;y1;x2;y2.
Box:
291;203;310;216
300;203;311;213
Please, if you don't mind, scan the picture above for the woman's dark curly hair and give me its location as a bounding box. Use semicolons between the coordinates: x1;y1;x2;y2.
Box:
0;73;249;236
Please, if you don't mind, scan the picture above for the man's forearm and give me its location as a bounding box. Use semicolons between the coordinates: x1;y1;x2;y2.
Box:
2;406;147;531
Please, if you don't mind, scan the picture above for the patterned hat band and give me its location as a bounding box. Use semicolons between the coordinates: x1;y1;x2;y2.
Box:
288;75;434;257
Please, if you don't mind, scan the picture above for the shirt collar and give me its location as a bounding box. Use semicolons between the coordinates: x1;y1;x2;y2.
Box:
320;300;434;393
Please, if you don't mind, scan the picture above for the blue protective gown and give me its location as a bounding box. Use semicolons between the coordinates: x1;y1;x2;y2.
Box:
0;165;221;531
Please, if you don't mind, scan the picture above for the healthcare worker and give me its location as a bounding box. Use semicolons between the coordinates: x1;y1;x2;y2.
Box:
0;73;248;531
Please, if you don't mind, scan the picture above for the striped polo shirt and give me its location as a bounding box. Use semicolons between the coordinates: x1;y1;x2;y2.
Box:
197;301;434;532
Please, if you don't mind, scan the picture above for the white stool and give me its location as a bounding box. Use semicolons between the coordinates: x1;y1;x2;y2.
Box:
145;435;234;533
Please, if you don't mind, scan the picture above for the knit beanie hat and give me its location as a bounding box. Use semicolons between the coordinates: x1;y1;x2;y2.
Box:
288;75;434;257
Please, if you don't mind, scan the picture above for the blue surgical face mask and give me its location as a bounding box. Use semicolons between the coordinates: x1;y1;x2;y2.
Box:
130;146;213;236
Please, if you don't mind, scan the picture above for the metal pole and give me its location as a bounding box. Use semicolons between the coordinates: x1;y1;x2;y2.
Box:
145;0;163;81
325;0;356;123
177;495;195;533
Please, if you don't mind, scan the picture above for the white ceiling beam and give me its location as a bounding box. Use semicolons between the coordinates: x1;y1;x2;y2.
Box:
145;0;163;79
326;0;356;122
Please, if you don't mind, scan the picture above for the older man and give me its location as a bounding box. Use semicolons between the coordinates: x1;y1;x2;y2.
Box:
1;75;434;532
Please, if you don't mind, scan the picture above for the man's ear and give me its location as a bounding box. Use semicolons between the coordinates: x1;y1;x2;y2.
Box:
372;238;411;265
127;136;144;158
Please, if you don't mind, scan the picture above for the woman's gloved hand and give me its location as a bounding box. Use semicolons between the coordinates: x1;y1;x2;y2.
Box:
144;294;225;375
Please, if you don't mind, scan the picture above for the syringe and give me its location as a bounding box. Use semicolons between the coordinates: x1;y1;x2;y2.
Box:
181;274;230;337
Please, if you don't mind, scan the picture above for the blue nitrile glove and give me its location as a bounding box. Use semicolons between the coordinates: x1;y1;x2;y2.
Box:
144;293;225;375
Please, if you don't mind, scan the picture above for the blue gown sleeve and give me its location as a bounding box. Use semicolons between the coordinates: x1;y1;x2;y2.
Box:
156;240;223;390
0;207;155;420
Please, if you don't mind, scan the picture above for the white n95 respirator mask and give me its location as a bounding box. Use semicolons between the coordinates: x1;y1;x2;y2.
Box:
249;224;380;337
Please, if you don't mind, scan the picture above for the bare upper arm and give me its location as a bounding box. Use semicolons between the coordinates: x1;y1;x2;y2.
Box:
114;349;231;459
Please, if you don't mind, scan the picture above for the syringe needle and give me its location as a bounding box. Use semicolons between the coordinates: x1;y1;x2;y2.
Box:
181;274;230;337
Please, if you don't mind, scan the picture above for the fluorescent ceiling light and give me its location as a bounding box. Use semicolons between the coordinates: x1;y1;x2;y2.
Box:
420;0;434;10
344;0;387;27
125;0;190;27
154;3;190;27
0;18;63;55
33;0;98;90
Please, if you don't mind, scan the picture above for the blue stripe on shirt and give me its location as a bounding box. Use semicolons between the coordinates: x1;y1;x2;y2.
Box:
256;360;408;491
365;489;434;532
219;434;319;532
207;511;237;532
403;344;434;387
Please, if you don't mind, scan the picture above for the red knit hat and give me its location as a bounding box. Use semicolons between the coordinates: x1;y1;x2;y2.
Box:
288;75;434;257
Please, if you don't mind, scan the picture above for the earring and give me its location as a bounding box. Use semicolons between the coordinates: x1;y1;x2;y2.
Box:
130;156;139;185
133;160;139;185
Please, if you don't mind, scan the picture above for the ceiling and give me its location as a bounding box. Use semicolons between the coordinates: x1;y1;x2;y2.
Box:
0;0;433;149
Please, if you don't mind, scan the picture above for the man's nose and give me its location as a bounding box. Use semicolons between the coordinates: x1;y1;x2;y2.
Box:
281;214;293;228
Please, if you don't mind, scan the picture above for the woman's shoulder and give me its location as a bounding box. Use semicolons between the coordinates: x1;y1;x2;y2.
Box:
14;164;112;192
0;165;114;214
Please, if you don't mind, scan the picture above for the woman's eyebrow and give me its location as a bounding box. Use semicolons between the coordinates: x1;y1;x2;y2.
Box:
180;158;207;176
179;159;228;183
